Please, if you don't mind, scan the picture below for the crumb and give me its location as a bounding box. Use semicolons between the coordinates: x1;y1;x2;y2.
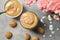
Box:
32;36;39;40
5;32;12;39
24;33;30;40
9;20;17;28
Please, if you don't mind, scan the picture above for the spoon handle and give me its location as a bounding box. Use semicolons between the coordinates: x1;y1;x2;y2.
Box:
0;11;5;15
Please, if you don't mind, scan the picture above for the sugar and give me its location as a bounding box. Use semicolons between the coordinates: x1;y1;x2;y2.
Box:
43;35;46;38
49;25;53;28
51;31;55;34
49;35;52;37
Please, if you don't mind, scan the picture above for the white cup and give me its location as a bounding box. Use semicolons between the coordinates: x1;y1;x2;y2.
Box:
5;0;23;18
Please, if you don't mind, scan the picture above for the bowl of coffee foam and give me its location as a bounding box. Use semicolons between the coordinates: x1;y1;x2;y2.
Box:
4;0;23;18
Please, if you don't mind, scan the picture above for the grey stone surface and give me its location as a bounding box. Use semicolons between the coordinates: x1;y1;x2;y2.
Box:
0;0;60;40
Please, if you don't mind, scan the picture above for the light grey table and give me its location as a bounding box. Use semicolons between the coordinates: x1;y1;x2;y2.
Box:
0;0;60;40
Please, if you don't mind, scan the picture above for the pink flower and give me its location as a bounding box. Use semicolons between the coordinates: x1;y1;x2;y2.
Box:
24;0;35;6
37;0;60;14
53;15;59;20
37;0;49;10
47;0;60;14
37;0;51;12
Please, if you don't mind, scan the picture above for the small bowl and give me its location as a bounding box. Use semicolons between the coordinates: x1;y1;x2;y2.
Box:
4;0;23;18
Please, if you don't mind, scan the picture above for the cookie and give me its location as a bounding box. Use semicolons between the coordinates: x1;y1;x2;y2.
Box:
5;32;12;39
9;20;17;28
38;27;45;34
24;33;30;40
32;36;39;40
